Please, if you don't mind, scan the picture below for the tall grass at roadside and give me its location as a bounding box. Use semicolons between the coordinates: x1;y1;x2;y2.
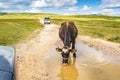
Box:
0;19;43;45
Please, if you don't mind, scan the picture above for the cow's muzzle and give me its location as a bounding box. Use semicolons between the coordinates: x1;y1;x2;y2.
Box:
62;58;69;65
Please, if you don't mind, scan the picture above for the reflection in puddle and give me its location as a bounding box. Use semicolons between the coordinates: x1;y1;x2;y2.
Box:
45;44;120;80
58;58;79;80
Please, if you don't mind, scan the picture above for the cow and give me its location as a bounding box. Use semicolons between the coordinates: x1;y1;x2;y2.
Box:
56;22;78;65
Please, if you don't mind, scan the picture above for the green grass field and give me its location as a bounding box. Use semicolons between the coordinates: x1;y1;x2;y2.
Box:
0;13;120;45
51;15;120;43
0;18;43;45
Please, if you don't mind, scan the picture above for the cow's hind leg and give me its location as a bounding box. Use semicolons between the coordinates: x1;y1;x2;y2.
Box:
72;40;76;58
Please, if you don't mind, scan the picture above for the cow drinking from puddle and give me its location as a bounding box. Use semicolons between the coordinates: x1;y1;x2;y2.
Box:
56;22;78;65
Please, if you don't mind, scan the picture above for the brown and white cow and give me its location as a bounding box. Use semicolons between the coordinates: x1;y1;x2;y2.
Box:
56;22;78;65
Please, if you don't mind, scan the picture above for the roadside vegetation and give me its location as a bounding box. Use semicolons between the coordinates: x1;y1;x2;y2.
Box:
0;19;43;45
51;15;120;43
0;13;120;44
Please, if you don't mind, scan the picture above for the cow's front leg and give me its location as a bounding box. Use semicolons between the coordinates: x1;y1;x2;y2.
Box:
72;40;76;58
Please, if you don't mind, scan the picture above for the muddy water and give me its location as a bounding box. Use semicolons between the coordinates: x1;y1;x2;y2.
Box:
45;44;120;80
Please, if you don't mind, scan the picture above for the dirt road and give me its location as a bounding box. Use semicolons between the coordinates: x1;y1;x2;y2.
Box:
15;19;59;80
15;19;120;80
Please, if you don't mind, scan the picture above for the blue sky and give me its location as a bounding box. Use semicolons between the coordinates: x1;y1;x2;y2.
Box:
0;0;120;16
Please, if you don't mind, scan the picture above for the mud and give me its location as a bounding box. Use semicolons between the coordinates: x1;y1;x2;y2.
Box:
15;20;59;80
45;44;120;80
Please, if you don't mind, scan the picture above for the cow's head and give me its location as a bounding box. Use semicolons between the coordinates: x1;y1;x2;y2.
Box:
56;46;76;65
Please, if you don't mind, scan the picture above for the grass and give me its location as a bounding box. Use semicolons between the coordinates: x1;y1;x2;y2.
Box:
0;19;43;45
51;16;120;43
0;13;120;44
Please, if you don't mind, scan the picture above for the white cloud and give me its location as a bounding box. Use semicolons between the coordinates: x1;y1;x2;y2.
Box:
0;0;78;14
101;9;120;16
63;13;71;15
16;5;25;9
81;5;90;10
0;1;30;9
52;0;77;7
99;0;120;16
31;0;50;8
63;13;77;15
67;6;78;11
102;9;114;12
31;0;77;8
100;0;120;8
0;2;9;9
25;8;42;13
90;12;99;14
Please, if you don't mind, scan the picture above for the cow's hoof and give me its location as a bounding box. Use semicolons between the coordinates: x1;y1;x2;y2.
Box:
73;53;76;58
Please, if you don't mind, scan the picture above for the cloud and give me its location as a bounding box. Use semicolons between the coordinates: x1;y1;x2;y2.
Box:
0;0;31;9
100;0;120;16
100;0;120;8
63;12;78;15
90;12;99;14
101;9;120;16
31;0;77;8
0;0;78;14
81;5;90;10
0;0;119;16
25;8;42;13
30;0;50;8
63;13;71;15
52;0;77;7
67;6;78;11
0;2;10;9
16;5;23;9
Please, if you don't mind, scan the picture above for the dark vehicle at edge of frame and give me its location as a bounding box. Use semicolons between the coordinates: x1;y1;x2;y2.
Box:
0;46;15;80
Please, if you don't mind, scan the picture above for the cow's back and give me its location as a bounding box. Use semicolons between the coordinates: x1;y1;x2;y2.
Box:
59;22;78;43
68;22;78;38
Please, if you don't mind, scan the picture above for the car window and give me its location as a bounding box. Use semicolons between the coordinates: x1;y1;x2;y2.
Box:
44;17;50;20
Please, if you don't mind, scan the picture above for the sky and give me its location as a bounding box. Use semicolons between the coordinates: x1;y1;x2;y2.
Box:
0;0;120;16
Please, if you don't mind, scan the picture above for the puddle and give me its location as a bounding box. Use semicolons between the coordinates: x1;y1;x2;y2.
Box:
45;44;120;80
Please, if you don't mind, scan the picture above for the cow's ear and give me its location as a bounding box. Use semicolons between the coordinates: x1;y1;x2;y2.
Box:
70;49;77;53
61;23;64;26
61;22;65;26
56;47;62;52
